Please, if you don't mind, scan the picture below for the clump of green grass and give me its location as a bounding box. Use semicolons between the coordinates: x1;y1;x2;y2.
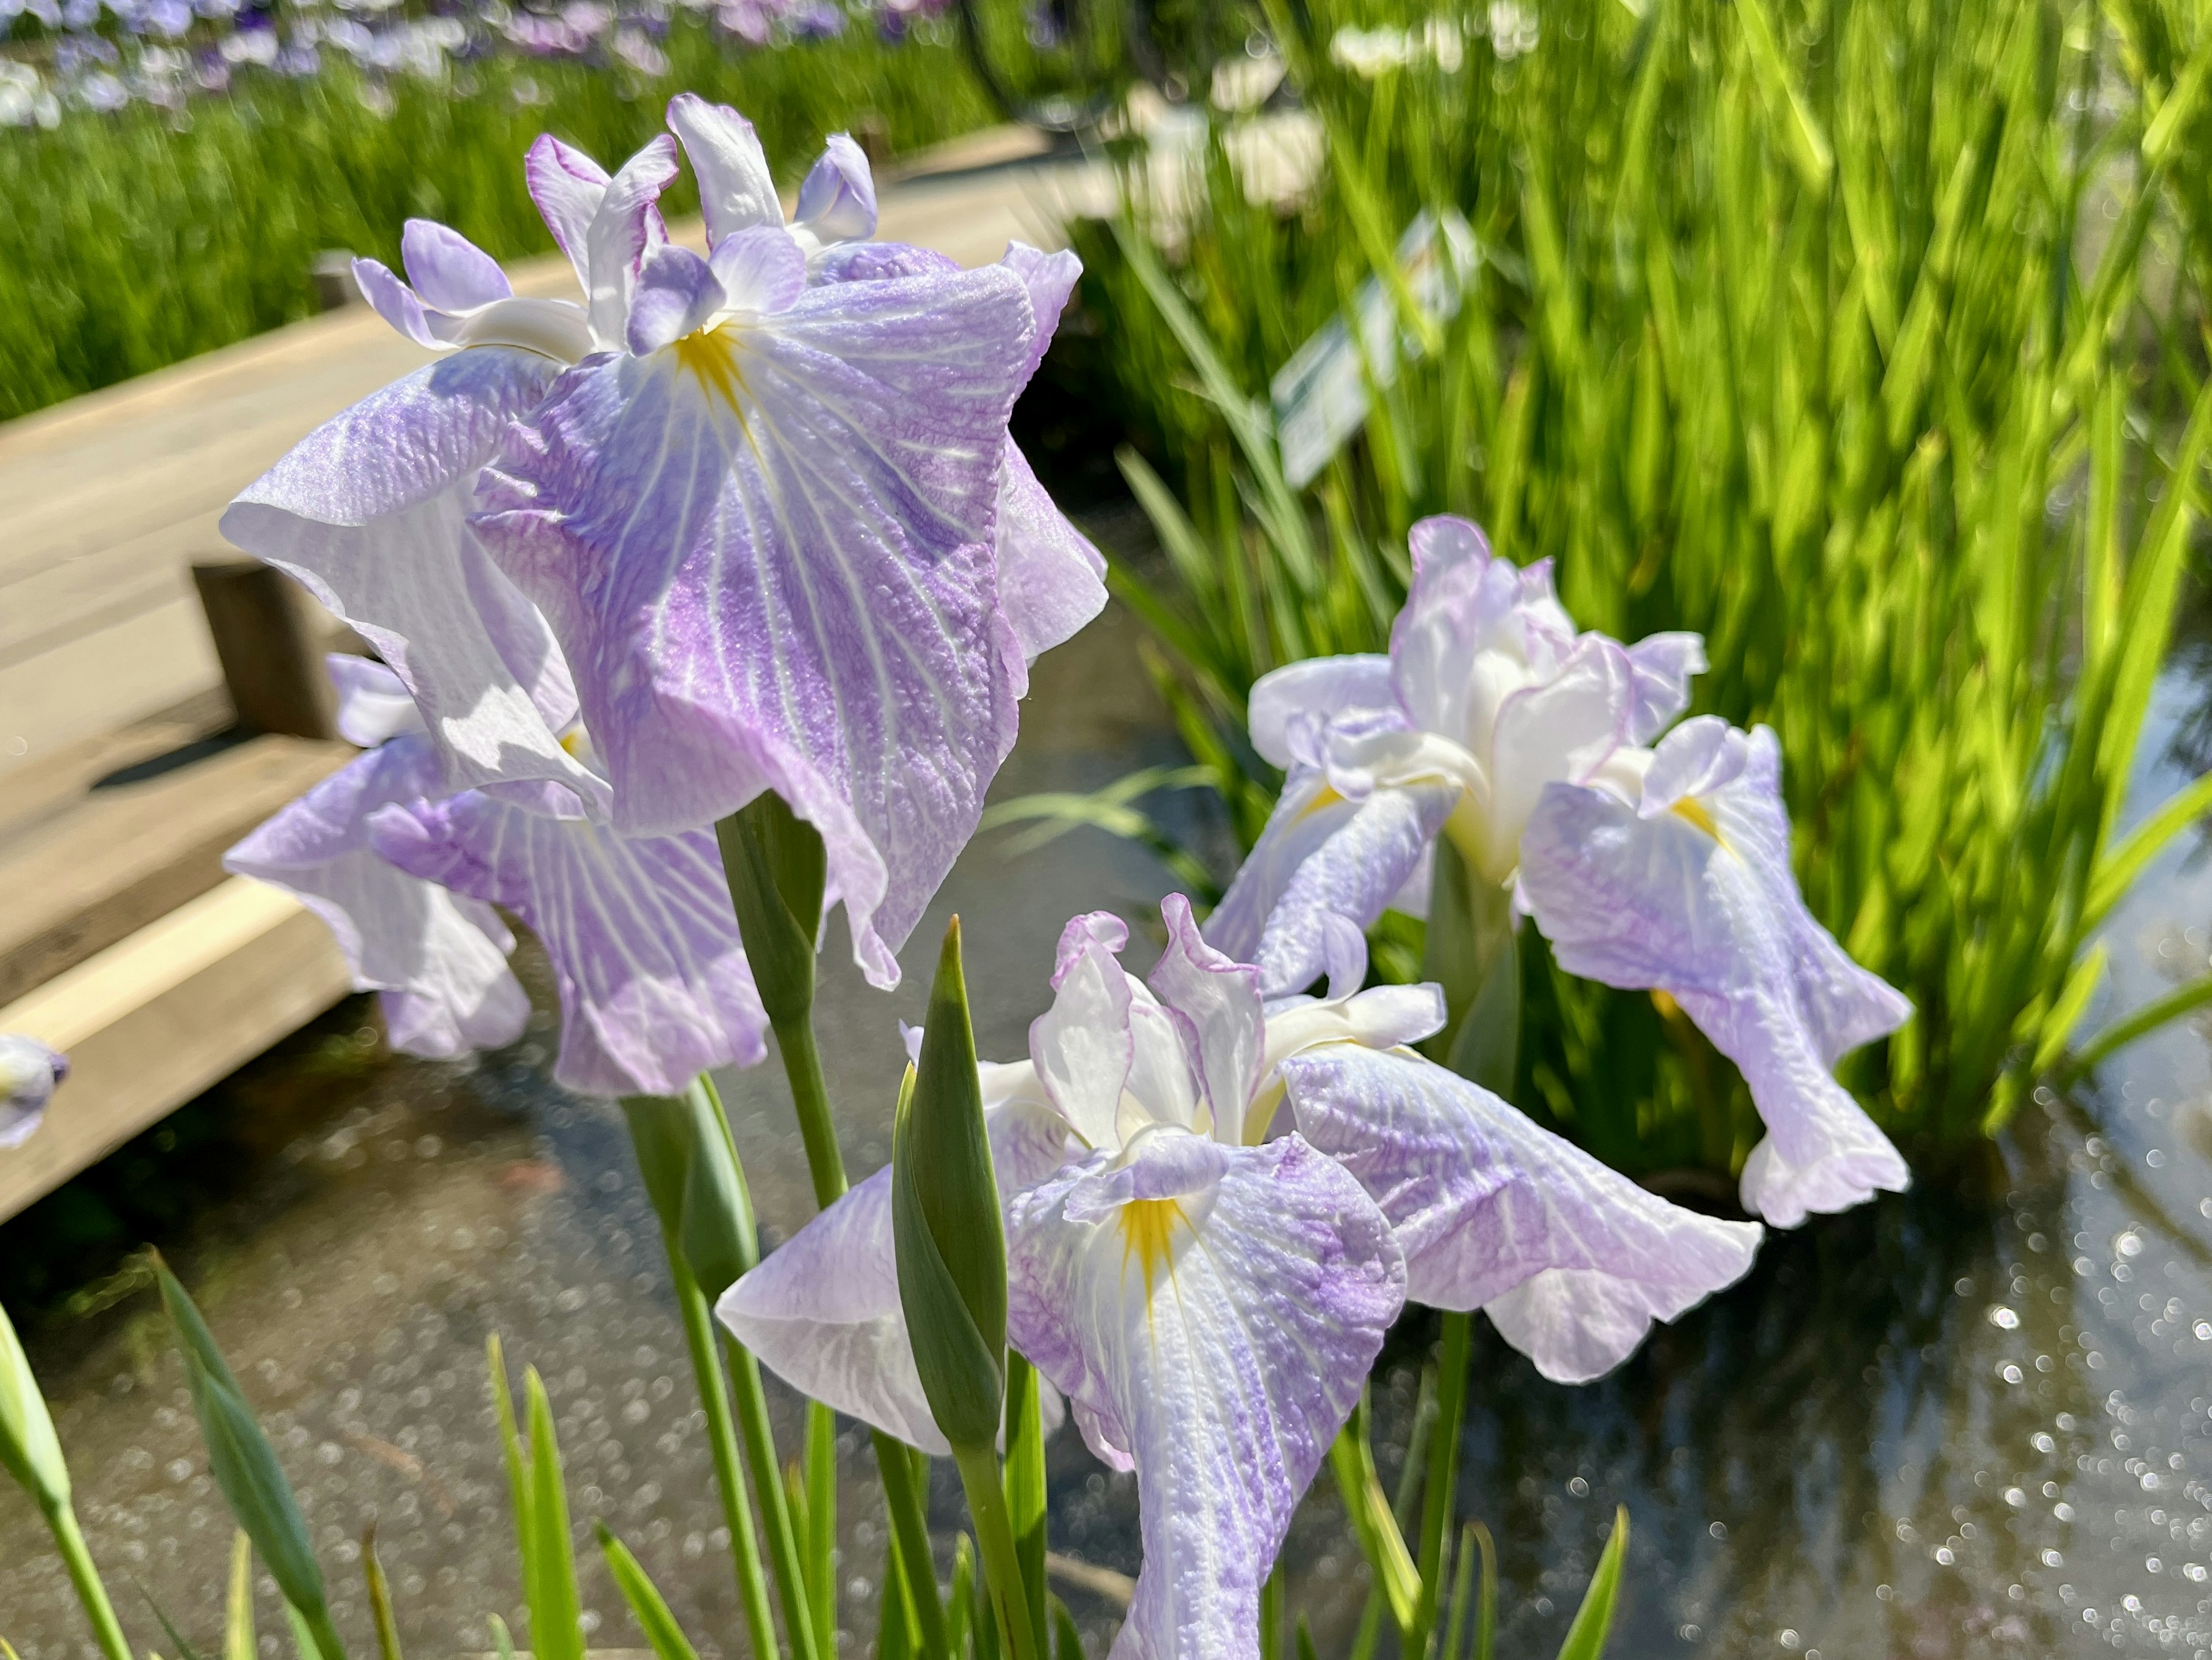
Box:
1064;0;2212;1175
0;22;995;421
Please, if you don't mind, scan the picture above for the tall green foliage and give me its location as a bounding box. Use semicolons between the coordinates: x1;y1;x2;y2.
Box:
1071;0;2212;1170
0;24;995;422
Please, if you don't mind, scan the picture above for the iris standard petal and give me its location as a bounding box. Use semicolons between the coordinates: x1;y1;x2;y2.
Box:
401;218;512;312
794;133;877;245
715;1098;1071;1455
1476;633;1633;880
1623;630;1707;744
1517;724;1912;1227
329;654;426;748
0;1034;67;1151
221;348;601;806
1006;1130;1404;1660
666;92;782;245
1148;893;1264;1125
1030;914;1134;1149
472;264;1036;986
1247;654;1397;770
627;244;727;357
1278;1045;1760;1383
224;737;531;1060
526;133;613;296
351;256;441;350
708;225;806;316
1209;769;1459;998
584;134;681;350
369;786;768;1096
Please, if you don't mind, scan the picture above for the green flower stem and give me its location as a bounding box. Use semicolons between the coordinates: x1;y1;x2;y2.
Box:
43;1499;132;1660
720;1326;824;1660
949;1445;1039;1660
773;1012;849;1209
873;1432;952;1660
662;1242;779;1660
1411;1311;1471;1656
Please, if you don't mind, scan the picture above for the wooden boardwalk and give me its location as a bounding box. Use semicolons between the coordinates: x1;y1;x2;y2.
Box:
0;128;1109;1221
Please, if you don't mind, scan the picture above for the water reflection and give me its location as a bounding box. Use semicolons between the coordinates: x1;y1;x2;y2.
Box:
6;583;2212;1658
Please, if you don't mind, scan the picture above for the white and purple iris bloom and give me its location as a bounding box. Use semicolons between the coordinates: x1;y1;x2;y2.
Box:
1205;513;1912;1228
226;657;767;1097
0;1034;67;1150
720;899;1758;1659
220;92;1105;993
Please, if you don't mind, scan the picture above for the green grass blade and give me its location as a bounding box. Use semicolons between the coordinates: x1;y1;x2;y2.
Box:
1552;1506;1630;1660
2086;771;2212;925
137;1585;207;1660
362;1527;402;1660
596;1522;703;1660
806;1403;838;1652
522;1368;585;1660
225;1532;255;1660
2072;971;2212;1072
1326;1403;1419;1638
2032;944;2109;1076
1440;1522;1478;1660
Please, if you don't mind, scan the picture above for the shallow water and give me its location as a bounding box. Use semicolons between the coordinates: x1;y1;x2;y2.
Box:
5;584;2212;1658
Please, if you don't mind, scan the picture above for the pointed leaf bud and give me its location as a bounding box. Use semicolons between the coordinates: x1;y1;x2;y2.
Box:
622;1079;760;1300
892;918;1007;1453
716;792;828;1028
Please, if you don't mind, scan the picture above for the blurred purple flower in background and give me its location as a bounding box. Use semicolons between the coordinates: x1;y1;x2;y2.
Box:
0;1035;67;1151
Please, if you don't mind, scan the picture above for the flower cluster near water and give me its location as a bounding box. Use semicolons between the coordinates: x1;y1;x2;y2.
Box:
0;0;949;126
3;85;1911;1658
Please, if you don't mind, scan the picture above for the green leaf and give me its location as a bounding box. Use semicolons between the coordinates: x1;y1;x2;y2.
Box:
522;1368;585;1660
1471;1521;1497;1660
2086;770;2212;927
0;1291;69;1512
1733;0;1832;194
893;919;1007;1453
1552;1506;1630;1660
226;1533;255;1660
805;1402;837;1648
485;1615;517;1660
2070;971;2212;1073
138;1585;208;1660
1327;1402;1419;1638
1050;1597;1084;1660
362;1527;402;1660
1002;1355;1048;1660
2031;944;2107;1076
596;1522;703;1660
152;1257;340;1660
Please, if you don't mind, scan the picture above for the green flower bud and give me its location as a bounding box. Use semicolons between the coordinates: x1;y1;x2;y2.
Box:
892;918;1007;1453
716;792;828;1028
622;1078;760;1301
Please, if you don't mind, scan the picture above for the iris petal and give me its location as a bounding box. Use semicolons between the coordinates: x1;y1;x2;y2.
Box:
224;738;530;1060
369;786;767;1096
1278;1045;1761;1382
1007;1131;1404;1660
1518;724;1912;1227
472;265;1036;986
220;349;602;806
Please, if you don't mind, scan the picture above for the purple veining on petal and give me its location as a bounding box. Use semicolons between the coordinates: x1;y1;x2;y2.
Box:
1006;1131;1404;1660
369;786;767;1096
224;735;530;1060
1280;1045;1760;1382
1518;723;1912;1227
472;264;1037;988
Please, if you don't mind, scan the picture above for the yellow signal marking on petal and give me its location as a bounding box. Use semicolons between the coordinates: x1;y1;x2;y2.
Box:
1670;795;1723;844
671;323;751;415
1119;1198;1186;1298
1295;784;1343;820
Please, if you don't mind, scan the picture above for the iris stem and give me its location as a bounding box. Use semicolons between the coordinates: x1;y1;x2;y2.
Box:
721;1326;824;1660
774;1013;849;1209
949;1444;1040;1660
661;1241;780;1660
44;1499;132;1660
876;1432;953;1660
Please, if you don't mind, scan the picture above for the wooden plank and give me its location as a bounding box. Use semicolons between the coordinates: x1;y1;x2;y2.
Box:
0;731;353;1006
0;878;355;1224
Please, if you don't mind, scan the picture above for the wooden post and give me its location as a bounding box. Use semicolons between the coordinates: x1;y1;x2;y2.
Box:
189;559;340;740
310;249;362;311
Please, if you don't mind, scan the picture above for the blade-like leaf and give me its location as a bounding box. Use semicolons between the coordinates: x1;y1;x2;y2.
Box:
596;1522;703;1660
1552;1506;1630;1660
362;1527;402;1660
522;1368;585;1660
226;1532;255;1660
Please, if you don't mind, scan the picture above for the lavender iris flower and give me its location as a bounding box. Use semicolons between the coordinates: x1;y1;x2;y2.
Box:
472;93;1104;989
1206;513;1911;1225
1518;718;1913;1227
721;898;1756;1655
0;1035;68;1151
224;657;533;1061
226;659;768;1096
